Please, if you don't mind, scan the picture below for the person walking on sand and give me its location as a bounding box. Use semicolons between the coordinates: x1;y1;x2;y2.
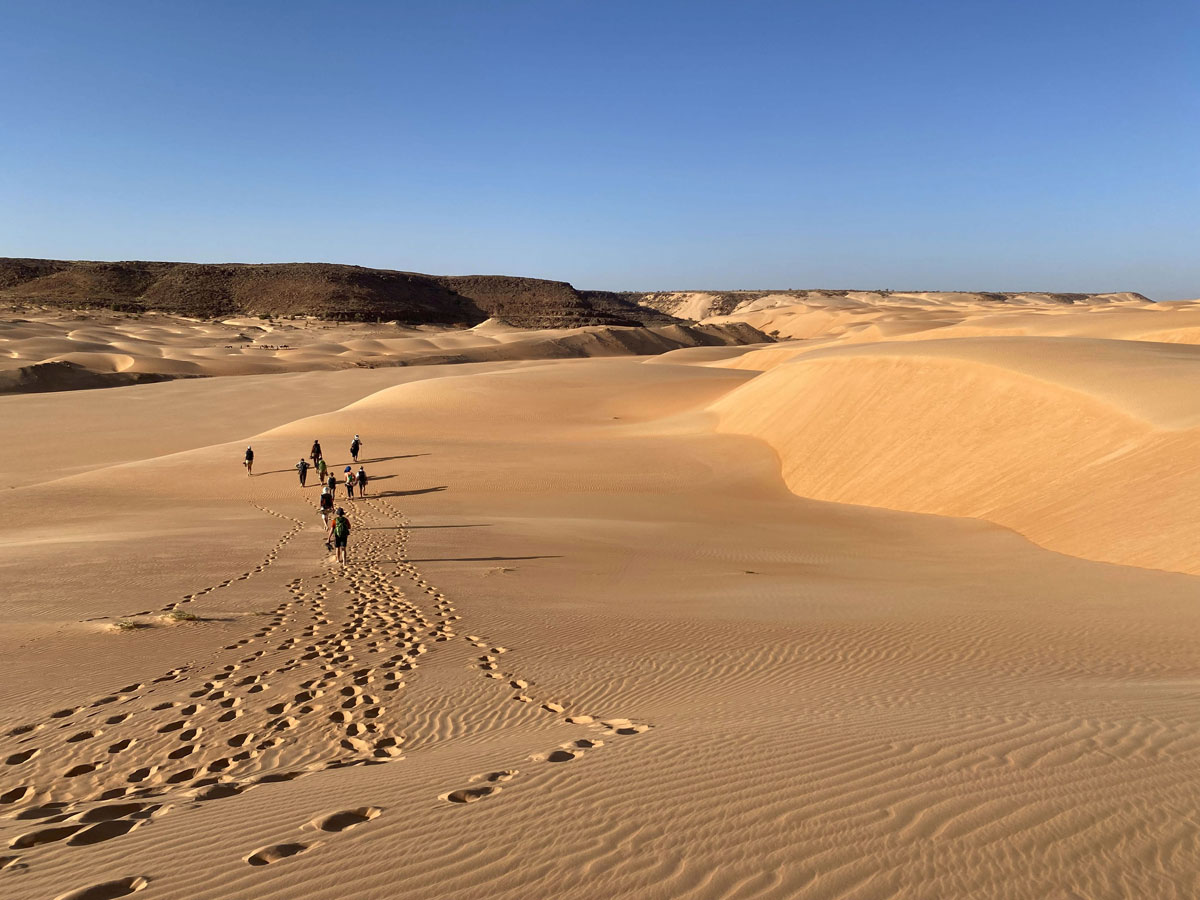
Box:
327;507;351;565
244;446;254;476
310;439;323;469
327;471;337;494
356;465;368;497
316;456;328;484
350;434;363;463
296;458;310;487
319;485;334;526
345;467;355;500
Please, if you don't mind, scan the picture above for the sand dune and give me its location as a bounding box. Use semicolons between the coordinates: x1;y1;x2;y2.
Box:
714;336;1200;575
2;294;1199;900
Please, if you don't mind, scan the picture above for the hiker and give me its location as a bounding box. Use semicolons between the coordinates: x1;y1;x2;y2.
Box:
318;486;334;526
356;465;368;497
296;458;310;487
345;467;355;499
316;456;328;483
350;434;363;463
244;446;254;476
326;472;337;494
327;507;351;565
310;439;323;469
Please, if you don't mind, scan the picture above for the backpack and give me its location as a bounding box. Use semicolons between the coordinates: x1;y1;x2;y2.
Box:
320;493;333;509
333;516;350;539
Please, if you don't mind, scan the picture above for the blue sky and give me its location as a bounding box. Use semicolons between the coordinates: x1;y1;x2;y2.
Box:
1;0;1197;297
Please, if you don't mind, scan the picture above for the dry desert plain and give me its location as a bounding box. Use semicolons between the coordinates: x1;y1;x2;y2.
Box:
2;292;1200;900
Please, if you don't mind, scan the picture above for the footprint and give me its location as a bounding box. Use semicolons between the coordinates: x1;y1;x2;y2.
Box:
308;806;382;832
10;824;83;848
5;748;40;765
67;820;138;846
192;783;243;801
76;803;148;823
245;842;315;866
443;785;500;804
0;786;30;804
53;876;149;900
476;770;518;783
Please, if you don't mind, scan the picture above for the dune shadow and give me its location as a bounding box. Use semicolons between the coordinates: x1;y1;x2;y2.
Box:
364;454;430;463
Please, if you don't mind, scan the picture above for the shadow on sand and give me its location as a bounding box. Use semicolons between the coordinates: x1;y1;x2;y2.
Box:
403;555;562;563
373;486;447;497
364;523;492;530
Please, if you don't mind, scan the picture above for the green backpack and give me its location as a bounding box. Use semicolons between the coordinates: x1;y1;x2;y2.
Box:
333;516;350;539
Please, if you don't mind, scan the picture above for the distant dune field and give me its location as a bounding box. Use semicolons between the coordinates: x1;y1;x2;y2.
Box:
0;309;768;393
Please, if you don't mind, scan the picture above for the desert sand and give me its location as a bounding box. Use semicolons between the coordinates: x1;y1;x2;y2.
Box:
2;293;1200;900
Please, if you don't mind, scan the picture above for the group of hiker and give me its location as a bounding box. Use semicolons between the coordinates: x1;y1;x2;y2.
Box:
295;450;369;498
241;433;367;565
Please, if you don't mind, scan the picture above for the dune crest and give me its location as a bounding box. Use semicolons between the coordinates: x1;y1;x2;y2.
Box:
714;336;1200;574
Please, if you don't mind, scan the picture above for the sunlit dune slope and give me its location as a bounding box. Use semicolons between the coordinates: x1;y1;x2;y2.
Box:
713;336;1200;575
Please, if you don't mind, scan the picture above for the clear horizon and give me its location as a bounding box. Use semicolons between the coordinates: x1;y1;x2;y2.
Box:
2;0;1197;299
